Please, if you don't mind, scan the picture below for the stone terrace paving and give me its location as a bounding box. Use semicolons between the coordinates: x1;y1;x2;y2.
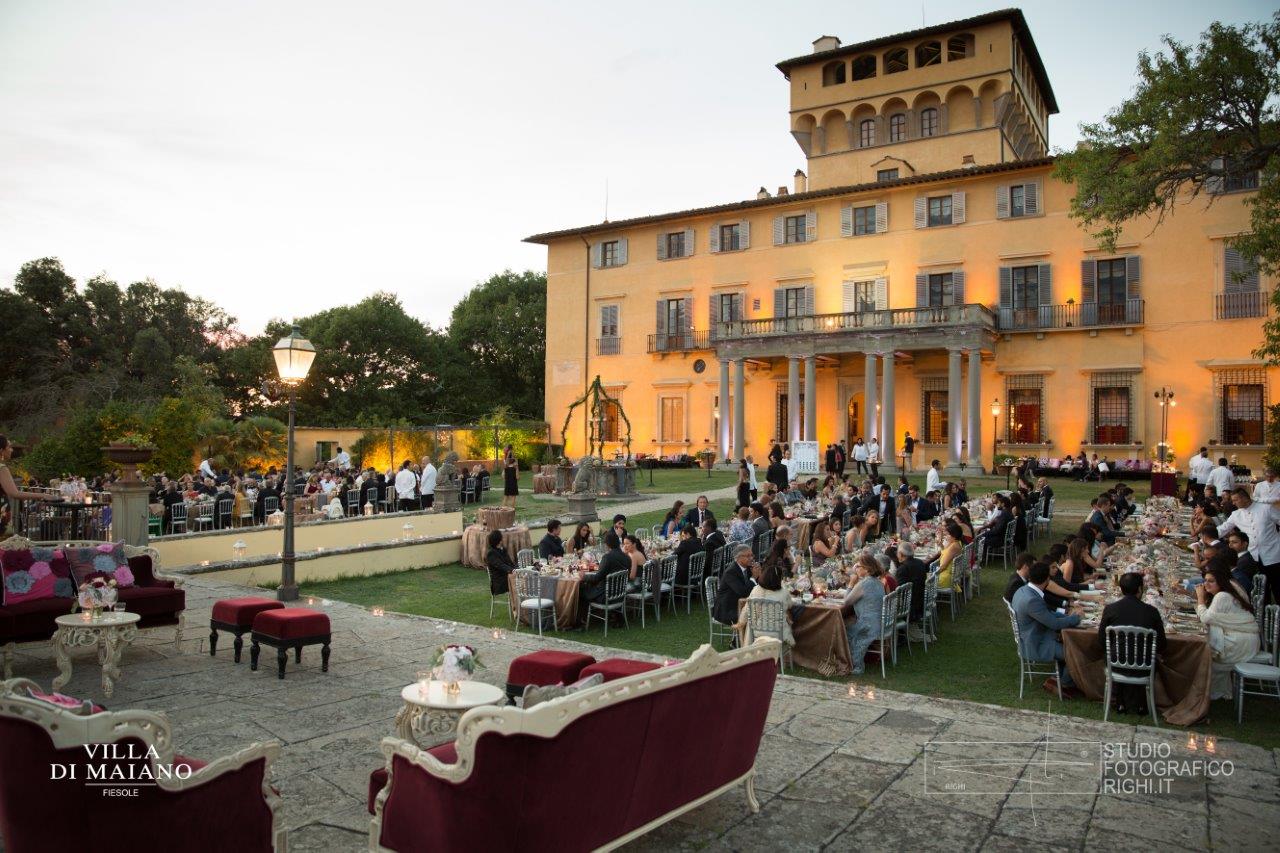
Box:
10;575;1279;852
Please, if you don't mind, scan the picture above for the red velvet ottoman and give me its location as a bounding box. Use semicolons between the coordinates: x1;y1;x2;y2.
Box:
505;650;596;701
210;597;284;663
250;608;331;679
578;658;662;682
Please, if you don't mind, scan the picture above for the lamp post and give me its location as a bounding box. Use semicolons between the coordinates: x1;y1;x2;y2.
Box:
272;325;316;602
1154;387;1176;468
990;398;1001;477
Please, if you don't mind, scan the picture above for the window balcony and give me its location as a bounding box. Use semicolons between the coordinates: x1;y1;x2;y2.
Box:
1215;291;1267;320
647;330;711;353
596;336;621;355
996;299;1144;332
713;303;995;341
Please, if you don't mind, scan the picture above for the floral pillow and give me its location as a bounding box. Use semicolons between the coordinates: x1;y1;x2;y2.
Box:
26;687;102;715
2;548;59;605
67;543;134;589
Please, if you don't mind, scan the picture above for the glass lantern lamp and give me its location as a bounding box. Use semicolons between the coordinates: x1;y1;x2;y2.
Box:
402;522;414;540
232;539;247;559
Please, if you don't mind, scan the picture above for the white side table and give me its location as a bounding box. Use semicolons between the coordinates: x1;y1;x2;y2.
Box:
52;611;140;698
395;680;505;748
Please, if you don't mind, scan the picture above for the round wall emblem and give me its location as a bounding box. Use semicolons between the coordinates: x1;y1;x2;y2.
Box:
692;359;706;374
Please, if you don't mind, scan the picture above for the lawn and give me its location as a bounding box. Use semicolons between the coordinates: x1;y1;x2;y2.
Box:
292;473;1280;748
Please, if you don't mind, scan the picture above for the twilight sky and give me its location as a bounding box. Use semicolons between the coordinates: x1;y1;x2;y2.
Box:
0;0;1271;333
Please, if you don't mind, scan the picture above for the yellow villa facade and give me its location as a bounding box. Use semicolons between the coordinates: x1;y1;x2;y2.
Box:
528;9;1272;473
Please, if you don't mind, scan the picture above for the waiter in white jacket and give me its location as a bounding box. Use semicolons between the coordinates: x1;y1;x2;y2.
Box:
394;461;418;513
1218;485;1280;606
419;456;438;509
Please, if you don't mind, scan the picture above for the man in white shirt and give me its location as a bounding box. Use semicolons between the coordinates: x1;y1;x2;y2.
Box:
745;455;758;501
198;458;216;479
319;472;337;496
1206;457;1235;498
333;446;351;472
1218;485;1280;605
782;448;798;484
1188;448;1213;501
419;456;438;509
867;437;881;478
394;461;418;512
1252;467;1280;508
926;459;946;495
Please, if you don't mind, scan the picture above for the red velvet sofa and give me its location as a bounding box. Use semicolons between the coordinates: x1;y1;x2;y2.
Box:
0;677;284;852
0;537;186;679
367;640;780;852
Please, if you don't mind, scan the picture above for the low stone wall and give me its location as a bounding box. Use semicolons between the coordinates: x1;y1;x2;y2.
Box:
173;535;463;587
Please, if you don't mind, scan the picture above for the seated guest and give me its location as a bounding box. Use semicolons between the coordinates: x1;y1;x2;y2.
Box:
580;531;630;608
713;545;758;628
702;517;727;561
611;513;628;540
782;480;806;505
1098;571;1167;715
893;542;930;641
1012;561;1083;698
736;560;795;648
1060;536;1102;586
976;494;1013;549
750;502;771;538
1087;494;1123;545
760;537;794;579
683;495;715;528
768;501;787;529
1196;560;1260;699
841;554;886;676
844;514;866;552
659;501;685;537
538;519;565;559
915;490;940;523
485;529;517;595
728;505;754;544
810;517;839;564
568;522;595;553
953;479;970;505
936;522;966;593
673;523;702;585
1226;529;1259;594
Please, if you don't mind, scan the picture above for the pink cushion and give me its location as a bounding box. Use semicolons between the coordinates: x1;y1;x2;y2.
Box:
212;597;285;627
251;608;330;640
507;650;596;687
25;688;103;715
66;543;133;588
578;658;662;683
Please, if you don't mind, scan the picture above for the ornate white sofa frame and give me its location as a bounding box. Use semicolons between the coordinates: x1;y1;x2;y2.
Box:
0;537;186;679
370;639;781;852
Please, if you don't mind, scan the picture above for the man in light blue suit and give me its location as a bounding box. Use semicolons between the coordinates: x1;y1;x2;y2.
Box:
1011;561;1083;698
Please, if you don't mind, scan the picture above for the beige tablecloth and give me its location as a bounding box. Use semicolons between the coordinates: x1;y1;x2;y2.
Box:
791;517;819;551
1062;628;1212;726
738;599;852;677
477;506;516;530
462;525;532;569
533;474;556;494
508;575;581;629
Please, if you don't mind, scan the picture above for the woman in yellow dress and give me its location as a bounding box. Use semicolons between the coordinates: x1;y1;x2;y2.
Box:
935;522;966;593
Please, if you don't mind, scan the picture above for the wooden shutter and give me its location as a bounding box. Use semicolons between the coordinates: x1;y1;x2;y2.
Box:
1125;255;1141;323
1206;157;1224;195
709;223;721;253
874;277;888;311
1024;182;1039;216
773;288;786;318
591;242;603;269
739;220;751;249
952;270;966;304
655;300;667;336
1080;259;1097;326
995;185;1010;219
772;215;784;245
682;227;695;257
1037;263;1053;327
805;209;817;241
709;293;721;337
803;285;815;316
938;103;949;134
731;293;742;321
656;232;668;260
952;191;966;224
842;280;857;312
616;238;628;265
915;273;928;307
914;197;927;229
841;204;853;237
998;266;1013;328
1225;246;1260;292
875;201;888;233
681;297;693;338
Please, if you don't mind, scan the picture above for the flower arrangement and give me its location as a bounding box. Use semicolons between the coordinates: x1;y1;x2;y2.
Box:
110;431;153;449
76;576;118;618
429;643;482;686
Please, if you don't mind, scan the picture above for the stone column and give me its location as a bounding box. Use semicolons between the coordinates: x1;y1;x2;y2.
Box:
732;358;746;462
108;481;151;547
967;348;983;470
881;352;896;470
863;353;878;441
804;357;817;441
788;357;801;443
718;359;731;460
947;348;963;471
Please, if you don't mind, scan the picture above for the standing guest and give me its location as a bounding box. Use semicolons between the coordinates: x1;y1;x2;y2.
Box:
1188;447;1213;502
782;446;798;484
1011;561;1083;698
766;454;789;492
485;529;517;595
902;431;916;472
333;446;352;472
745;454;759;502
568;522;595;552
1252;467;1280;508
1207;458;1235;503
768;443;783;465
713;545;758;628
1218;486;1280;605
684;495;715;528
1226;529;1259;594
702;517;727;561
835;440;848;479
926;459;946;495
659;500;686;537
867;437;881;479
394;460;418;512
673;523;702;585
0;435;48;533
419;455;437;509
841;554;886;676
502;444;519;509
1195;562;1260;699
199;457;216;479
825;443;838;476
538;519;565;559
736;460;751;509
1097;571;1167;716
580;531;630;611
851;438;868;476
893;542;930;641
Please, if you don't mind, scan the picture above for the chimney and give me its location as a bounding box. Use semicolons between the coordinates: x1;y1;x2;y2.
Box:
794;169;808;194
757;186;771;200
777;186;789;196
812;35;841;53
961;154;977;169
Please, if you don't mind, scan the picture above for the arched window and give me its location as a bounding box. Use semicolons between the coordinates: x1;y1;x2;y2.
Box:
947;33;975;60
851;55;876;80
920;108;939;137
889;114;906;142
915;41;941;67
859;119;876;147
822;61;846;86
884;48;908;74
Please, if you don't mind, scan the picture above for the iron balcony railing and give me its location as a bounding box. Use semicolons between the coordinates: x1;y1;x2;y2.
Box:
711;303;995;341
596;336;621;355
996;298;1144;332
1215;291;1267;320
647;330;712;353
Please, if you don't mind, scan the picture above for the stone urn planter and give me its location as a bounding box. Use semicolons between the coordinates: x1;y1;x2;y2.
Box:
102;443;155;483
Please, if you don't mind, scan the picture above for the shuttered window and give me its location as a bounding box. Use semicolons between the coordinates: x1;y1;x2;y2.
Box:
997;182;1039;218
784;287;806;317
599;400;621;442
718;223;741;252
859;119;875;147
665;232;685;258
920;108;939;137
1089;372;1133;444
659;397;686;442
921;378;948;443
1004;374;1044;444
1216;368;1267;445
853;205;875;235
784;215;806;243
927;196;952;226
928;273;954;307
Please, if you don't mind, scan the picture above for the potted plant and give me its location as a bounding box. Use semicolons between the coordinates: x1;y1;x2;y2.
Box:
102;432;155;483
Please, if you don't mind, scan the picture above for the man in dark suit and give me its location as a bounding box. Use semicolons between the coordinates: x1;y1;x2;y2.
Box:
914;491;939;523
1226;529;1260;594
749;502;771;538
835;441;847;479
538;519;565;560
893;542;930;640
1087;495;1122;545
766;457;789;492
486;529;517;595
581;531;630;608
673;523;703;585
1011;562;1082;697
684;495;715;529
359;472;380;514
713;544;757;628
702;517;727;563
1097;571;1167;714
